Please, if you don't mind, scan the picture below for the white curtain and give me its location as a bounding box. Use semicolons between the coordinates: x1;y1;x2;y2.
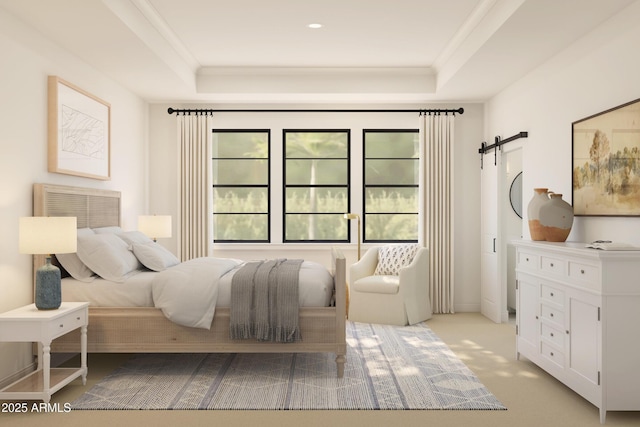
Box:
177;113;213;261
418;113;455;314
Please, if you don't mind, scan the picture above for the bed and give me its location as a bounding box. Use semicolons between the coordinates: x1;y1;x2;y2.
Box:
33;183;347;377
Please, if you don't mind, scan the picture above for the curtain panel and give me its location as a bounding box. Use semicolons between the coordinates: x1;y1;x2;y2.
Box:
419;113;455;314
177;114;213;261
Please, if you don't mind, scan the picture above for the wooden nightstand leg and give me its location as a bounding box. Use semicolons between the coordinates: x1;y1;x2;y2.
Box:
36;342;43;370
81;324;88;384
42;341;51;403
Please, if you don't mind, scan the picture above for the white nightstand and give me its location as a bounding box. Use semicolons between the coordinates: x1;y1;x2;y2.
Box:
0;302;89;403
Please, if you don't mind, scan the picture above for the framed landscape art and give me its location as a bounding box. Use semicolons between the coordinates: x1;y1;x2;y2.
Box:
48;76;111;180
572;98;640;216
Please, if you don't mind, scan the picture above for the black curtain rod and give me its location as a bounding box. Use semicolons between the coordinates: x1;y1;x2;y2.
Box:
167;107;464;115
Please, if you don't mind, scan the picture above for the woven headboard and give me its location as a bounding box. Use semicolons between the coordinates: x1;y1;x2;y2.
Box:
34;183;121;227
32;183;122;294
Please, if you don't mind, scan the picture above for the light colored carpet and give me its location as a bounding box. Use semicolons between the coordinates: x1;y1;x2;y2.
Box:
71;321;505;410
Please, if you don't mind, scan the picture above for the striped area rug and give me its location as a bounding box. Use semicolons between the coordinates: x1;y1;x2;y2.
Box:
71;321;506;410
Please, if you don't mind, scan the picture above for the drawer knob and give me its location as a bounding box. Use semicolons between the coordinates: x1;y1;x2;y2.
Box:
581;269;585;274
550;292;554;297
77;317;81;320
59;324;64;328
550;263;554;267
526;257;529;262
550;313;554;317
550;332;554;337
550;352;554;357
566;330;570;334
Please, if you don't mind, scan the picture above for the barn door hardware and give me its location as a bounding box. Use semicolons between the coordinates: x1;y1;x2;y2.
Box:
478;131;528;169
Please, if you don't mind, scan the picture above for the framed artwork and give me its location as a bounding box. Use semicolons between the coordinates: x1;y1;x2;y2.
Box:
572;97;640;216
48;76;111;180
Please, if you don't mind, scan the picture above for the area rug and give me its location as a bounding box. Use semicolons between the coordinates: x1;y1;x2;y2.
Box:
71;321;506;410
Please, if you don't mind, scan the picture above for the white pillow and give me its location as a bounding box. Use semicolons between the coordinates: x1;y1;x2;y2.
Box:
131;242;180;272
56;228;96;282
116;230;153;246
374;244;420;276
77;234;142;282
93;226;124;234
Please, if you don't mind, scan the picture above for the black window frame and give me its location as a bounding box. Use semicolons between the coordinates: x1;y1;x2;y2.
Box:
211;129;271;243
283;129;351;243
362;129;420;243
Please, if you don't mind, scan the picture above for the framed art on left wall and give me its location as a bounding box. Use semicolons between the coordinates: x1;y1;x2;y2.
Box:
48;76;111;180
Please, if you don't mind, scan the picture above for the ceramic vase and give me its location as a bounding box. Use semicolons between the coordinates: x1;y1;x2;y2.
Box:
527;188;549;241
539;193;574;242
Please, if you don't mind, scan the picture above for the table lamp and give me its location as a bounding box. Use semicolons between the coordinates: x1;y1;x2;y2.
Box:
344;213;361;260
138;215;172;242
19;217;77;310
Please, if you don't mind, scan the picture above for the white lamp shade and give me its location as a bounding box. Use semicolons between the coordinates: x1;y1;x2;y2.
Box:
19;217;77;255
138;215;172;239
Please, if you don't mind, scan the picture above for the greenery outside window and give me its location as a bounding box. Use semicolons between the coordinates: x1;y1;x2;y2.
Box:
212;130;270;242
363;129;419;242
284;130;350;242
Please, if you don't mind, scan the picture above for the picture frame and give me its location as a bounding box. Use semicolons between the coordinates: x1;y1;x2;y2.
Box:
48;76;111;180
572;97;640;216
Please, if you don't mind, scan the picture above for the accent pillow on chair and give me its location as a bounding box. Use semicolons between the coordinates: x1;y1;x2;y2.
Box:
374;244;420;275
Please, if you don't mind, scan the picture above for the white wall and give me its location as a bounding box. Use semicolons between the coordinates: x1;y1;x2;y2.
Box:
486;1;640;246
0;9;147;384
148;103;484;313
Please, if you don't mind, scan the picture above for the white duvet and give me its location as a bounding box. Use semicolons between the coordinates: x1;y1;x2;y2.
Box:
151;257;240;330
150;257;334;330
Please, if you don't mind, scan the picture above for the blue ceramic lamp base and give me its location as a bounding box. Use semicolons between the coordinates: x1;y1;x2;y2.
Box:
35;257;61;310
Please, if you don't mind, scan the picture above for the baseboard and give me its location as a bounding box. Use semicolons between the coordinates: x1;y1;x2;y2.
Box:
453;303;480;313
0;362;36;390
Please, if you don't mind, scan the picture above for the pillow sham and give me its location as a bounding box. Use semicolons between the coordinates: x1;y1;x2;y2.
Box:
93;226;124;234
116;230;154;246
131;242;180;272
77;233;142;282
374;244;420;276
55;228;96;282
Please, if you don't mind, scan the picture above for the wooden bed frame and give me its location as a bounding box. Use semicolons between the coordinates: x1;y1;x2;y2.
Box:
33;183;347;377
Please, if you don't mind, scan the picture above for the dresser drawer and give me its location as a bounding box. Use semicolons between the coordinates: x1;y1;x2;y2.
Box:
518;251;539;271
568;261;599;287
541;342;565;368
541;284;564;307
541;323;565;349
540;256;566;276
48;309;87;339
541;303;564;326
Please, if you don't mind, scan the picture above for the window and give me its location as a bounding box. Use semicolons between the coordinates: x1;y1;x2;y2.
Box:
284;130;350;242
212;130;270;242
363;130;419;242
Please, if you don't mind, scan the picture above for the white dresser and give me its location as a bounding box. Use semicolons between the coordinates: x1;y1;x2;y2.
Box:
513;240;640;424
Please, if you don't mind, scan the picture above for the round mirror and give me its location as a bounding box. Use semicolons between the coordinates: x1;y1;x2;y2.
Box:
509;171;523;218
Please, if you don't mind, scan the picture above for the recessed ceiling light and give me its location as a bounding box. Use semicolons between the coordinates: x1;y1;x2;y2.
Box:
308;23;323;29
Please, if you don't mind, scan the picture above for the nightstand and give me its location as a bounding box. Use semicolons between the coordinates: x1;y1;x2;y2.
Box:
0;302;89;403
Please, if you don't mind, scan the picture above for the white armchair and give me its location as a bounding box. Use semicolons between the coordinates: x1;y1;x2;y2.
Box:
348;245;432;326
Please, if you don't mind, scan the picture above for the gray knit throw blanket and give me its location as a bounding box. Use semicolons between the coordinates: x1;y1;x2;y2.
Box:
229;259;303;343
